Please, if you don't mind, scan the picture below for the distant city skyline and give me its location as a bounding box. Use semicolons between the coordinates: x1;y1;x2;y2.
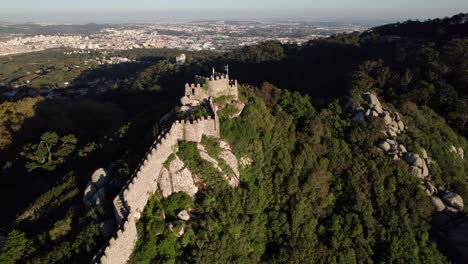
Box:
0;0;467;23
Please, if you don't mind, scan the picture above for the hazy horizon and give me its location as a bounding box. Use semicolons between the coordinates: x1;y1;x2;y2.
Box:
0;1;467;25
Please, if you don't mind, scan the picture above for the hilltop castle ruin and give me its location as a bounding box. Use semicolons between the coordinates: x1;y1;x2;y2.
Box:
93;73;241;264
181;73;238;106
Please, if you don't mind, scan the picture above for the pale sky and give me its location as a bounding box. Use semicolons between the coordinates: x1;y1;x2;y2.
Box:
0;0;467;23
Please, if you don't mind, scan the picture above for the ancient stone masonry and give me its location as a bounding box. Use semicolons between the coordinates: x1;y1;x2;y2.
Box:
181;74;239;105
92;74;241;264
352;92;464;214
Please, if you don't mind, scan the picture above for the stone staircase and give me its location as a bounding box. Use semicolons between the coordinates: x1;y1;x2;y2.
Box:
113;195;127;224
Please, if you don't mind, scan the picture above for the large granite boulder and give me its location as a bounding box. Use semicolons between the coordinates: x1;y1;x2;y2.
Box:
431;196;446;212
83;182;98;205
382;111;393;125
240;156;253;167
168;222;185;237
442;192;464;211
397;121;405;131
421;161;429;177
177;210;191;221
394;112;401;121
219;141;240;188
197;141;240;188
405;153;423;167
457;147;464;160
362;92;383;114
91;168;110;189
378;140;391;152
410;166;423;179
450;145;465;160
424;181;437;196
158;156;198;198
420;148;428;160
158;168;173;198
397;144;407;153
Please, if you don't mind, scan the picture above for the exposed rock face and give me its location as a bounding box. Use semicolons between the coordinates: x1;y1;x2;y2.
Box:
158;156;198;198
91;168;110;189
458;147;464;160
197;144;222;169
157;140;241;198
219;141;240;187
158;168;173;198
362;92;384;114
450;145;465;160
240;156;253;167
83;168;110;208
355;93;406;138
377;140;391;152
197;141;240;188
83;182;98;204
442;192;464;211
424;181;437;195
351;92;465;214
431;197;446;212
177;210;191;221
168;222;185;237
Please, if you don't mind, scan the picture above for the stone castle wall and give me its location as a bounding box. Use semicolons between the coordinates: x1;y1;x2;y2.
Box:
94;102;220;264
184;74;238;102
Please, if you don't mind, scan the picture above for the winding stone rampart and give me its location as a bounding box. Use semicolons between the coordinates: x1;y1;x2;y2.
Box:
93;99;220;264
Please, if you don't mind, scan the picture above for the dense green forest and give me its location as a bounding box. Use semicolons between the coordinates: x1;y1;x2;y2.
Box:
0;13;467;263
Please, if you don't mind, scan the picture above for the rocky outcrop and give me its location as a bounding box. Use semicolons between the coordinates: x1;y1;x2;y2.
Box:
158;156;199;198
354;92;405;137
168;222;185;237
83;168;110;208
197;141;240;188
404;152;430;179
177;210;191;221
92;168;111;188
450;145;464;160
218;141;240;187
155;128;241;201
431;197;446;212
442;192;464;211
352;92;464;214
240;156;253;168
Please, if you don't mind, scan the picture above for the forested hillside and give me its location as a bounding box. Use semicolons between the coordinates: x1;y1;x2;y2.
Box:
0;13;467;264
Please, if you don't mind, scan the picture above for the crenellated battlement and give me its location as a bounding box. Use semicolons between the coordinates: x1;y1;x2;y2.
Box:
93;98;220;264
184;73;238;102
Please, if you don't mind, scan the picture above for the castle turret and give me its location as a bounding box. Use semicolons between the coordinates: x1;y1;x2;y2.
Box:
182;73;238;104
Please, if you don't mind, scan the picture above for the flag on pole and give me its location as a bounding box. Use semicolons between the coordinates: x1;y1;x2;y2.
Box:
224;64;229;76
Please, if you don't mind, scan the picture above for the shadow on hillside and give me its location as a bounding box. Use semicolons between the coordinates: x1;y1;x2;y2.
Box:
0;57;190;226
0;41;364;226
205;41;364;107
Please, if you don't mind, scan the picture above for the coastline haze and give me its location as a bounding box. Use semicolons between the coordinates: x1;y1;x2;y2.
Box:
1;5;467;24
